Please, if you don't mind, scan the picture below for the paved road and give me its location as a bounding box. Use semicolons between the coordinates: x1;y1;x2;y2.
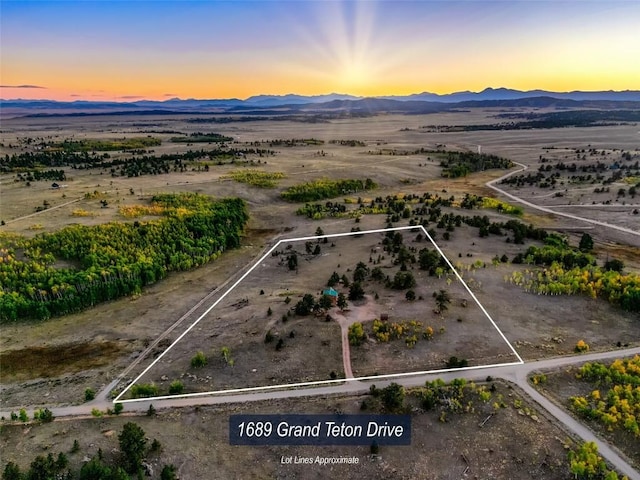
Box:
5;347;639;478
486;162;640;237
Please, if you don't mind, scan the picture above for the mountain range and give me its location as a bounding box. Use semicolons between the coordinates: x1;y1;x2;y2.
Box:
2;88;639;117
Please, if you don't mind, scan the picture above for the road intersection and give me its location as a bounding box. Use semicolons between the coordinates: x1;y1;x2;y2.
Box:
4;346;639;479
3;161;639;477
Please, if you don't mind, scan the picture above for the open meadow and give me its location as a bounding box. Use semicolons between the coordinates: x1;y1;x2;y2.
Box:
1;109;638;478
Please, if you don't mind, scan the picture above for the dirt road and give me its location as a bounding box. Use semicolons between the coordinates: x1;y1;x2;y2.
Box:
487;162;640;237
330;295;379;379
4;346;639;479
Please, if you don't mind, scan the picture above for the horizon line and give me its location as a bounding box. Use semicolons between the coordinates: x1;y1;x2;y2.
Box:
2;86;639;104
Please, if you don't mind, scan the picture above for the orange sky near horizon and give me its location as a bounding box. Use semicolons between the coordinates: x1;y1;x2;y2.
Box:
1;1;639;102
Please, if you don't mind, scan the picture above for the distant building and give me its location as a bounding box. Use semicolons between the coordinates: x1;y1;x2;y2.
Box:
322;287;338;305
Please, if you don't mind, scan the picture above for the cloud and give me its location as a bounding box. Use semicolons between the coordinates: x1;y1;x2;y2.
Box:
118;95;144;99
164;93;178;97
0;84;47;89
70;94;81;97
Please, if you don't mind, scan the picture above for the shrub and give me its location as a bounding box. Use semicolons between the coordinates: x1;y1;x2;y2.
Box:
391;271;416;290
348;322;365;346
169;380;184;395
575;340;589;353
130;383;159;398
150;438;162;453
380;383;405;412
84;388;96;402
161;465;178;480
191;351;207;368
531;374;547;385
221;346;234;366
604;258;624;273
447;356;469;368
35;408;54;423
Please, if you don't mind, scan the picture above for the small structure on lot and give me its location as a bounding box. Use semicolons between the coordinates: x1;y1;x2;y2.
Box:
322;287;338;305
381;313;389;322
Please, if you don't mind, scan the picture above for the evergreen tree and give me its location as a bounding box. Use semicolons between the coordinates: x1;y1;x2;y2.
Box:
160;465;178;480
118;422;147;472
348;282;365;301
2;462;21;480
579;233;594;252
337;293;348;311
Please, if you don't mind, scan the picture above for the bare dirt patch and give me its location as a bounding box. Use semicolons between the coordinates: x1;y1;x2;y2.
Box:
0;341;127;381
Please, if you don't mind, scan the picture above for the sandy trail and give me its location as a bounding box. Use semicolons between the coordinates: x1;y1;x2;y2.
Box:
330;295;379;379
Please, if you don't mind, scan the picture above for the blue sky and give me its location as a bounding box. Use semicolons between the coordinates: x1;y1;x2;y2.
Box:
1;1;639;100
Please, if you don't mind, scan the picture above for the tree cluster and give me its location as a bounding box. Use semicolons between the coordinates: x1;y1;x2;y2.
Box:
439;151;513;178
15;169;66;182
568;442;624;480
52;137;161;152
570;356;640;437
281;178;377;202
170;132;233;143
1;146;273;178
508;237;638;312
0;194;248;321
2;422;177;480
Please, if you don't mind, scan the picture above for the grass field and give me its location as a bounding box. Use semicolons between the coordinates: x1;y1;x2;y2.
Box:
1;109;638;478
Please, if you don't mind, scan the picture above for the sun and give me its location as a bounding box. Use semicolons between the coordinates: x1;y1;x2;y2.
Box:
340;61;371;90
288;1;392;96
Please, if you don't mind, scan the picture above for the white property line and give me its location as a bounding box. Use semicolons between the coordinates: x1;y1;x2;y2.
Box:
115;225;522;404
116;361;524;404
421;227;524;364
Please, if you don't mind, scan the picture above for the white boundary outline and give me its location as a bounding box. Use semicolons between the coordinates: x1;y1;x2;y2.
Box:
115;225;523;404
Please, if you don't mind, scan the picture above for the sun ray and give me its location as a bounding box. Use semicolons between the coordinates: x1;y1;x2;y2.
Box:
283;0;404;95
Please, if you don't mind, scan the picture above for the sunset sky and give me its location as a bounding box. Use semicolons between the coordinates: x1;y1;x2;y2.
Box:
1;0;639;102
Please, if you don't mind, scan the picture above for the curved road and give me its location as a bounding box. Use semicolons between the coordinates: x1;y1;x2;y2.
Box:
4;347;639;479
3;159;639;477
486;161;639;237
